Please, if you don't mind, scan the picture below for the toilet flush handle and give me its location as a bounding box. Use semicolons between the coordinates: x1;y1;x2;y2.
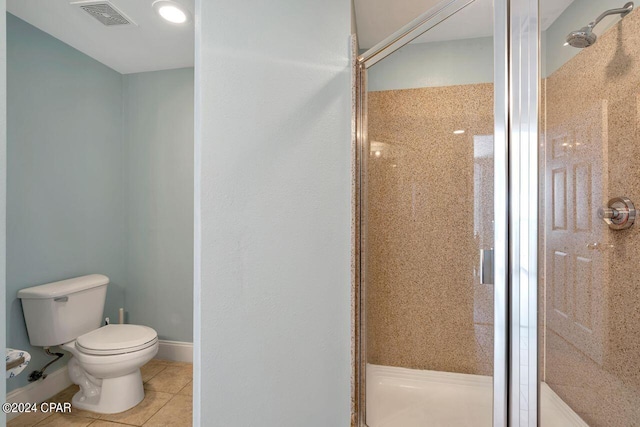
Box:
53;296;68;302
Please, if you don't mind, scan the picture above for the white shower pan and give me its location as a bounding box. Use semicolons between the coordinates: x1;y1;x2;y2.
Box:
366;364;588;427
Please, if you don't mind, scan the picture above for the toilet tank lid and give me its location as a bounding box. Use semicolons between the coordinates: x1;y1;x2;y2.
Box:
17;274;109;299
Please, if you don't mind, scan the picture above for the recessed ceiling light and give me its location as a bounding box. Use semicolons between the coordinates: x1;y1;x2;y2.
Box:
453;130;465;135
153;1;191;24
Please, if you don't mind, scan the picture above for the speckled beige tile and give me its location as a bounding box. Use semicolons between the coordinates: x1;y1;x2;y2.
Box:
143;394;192;427
87;421;132;427
7;411;54;427
151;361;191;369
177;381;192;396
164;365;192;376
34;413;94;426
141;359;168;383
144;366;191;393
366;83;494;375
99;390;173;426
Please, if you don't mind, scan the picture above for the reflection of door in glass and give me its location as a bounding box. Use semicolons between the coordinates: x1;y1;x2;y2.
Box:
540;1;640;425
474;134;494;333
544;101;608;366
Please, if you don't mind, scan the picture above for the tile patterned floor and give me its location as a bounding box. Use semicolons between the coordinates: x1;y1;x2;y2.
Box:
8;359;192;427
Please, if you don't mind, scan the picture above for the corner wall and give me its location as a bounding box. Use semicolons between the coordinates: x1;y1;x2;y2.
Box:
6;14;126;393
123;68;194;342
6;14;194;394
196;0;352;424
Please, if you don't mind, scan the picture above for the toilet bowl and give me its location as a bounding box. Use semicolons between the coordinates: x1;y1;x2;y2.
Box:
17;275;160;414
61;324;159;413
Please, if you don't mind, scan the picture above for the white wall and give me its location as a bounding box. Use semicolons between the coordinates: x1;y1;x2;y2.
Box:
195;0;352;425
0;2;7;424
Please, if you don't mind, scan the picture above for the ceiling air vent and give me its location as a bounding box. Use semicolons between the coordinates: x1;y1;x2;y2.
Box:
71;1;136;26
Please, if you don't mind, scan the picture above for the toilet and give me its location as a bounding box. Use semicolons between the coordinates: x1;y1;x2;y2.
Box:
18;274;158;414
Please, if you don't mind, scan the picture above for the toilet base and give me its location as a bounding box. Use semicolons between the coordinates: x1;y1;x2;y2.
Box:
71;369;145;414
62;339;158;414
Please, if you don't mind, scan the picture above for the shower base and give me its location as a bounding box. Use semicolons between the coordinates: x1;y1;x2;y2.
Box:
366;364;587;427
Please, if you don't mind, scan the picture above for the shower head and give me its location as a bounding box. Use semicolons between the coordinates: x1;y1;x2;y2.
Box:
565;2;634;48
566;26;598;48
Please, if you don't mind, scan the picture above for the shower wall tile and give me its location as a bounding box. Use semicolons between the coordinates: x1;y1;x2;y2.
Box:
366;84;494;375
542;7;640;426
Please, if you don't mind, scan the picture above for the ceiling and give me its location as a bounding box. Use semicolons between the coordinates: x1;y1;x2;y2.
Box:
7;0;194;74
355;0;575;49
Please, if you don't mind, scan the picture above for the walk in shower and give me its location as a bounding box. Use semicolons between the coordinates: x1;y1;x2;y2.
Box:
540;0;640;425
354;0;640;425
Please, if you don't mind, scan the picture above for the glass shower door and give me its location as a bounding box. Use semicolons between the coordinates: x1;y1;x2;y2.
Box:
356;0;507;425
539;1;640;425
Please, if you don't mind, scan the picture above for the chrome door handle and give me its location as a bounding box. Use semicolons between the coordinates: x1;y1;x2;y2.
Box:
480;249;494;285
598;197;636;230
586;242;614;251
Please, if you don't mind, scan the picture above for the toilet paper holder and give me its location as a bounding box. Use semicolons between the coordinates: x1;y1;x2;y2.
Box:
6;356;25;371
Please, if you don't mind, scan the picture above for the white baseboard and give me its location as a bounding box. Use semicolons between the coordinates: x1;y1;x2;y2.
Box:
156;340;193;363
5;367;72;421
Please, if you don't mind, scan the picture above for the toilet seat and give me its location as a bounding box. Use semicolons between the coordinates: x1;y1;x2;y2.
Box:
76;324;158;356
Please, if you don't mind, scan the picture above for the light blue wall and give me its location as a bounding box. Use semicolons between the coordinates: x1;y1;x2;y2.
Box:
6;14;126;392
544;0;630;76
196;0;352;425
351;0;358;34
368;37;494;91
123;69;194;342
0;1;7;421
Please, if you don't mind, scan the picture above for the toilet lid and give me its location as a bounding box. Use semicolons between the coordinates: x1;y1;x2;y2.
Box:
76;324;158;356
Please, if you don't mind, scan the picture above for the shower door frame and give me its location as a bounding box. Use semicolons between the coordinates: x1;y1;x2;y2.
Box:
352;0;540;425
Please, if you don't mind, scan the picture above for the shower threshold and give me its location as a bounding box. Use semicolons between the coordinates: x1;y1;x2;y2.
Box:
366;364;587;427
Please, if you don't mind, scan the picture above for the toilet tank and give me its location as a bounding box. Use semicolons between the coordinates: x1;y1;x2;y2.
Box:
17;274;109;347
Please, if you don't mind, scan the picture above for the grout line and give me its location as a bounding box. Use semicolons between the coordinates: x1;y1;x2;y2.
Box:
28;360;192;427
143;365;168;384
142;392;193;426
33;414;95;426
14;409;56;427
138;396;173;426
88;420;137;426
141;360;190;426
